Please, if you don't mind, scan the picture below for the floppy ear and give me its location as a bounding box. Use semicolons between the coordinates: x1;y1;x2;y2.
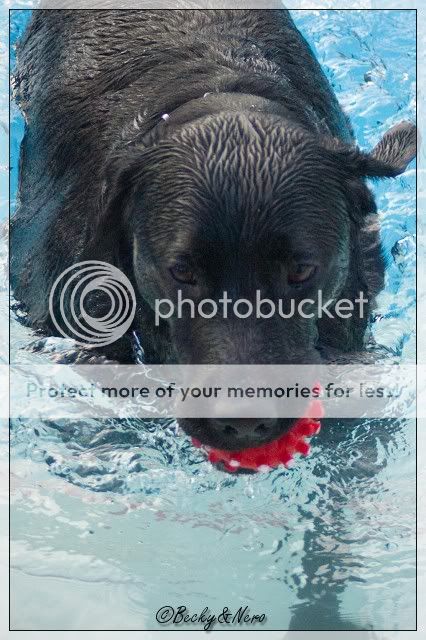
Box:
364;121;417;177
82;152;143;263
328;121;417;178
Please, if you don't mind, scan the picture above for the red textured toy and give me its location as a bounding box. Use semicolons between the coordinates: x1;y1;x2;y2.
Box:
192;397;324;473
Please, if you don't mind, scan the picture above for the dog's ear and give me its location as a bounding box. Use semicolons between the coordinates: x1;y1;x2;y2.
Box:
362;121;417;177
326;121;417;178
83;152;143;262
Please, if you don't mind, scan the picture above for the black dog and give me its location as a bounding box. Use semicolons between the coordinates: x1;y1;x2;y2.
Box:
11;9;416;450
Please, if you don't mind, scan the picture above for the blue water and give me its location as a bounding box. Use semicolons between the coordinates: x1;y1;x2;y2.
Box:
7;9;416;631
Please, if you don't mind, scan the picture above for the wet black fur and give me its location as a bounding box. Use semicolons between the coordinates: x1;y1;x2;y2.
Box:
11;9;416;448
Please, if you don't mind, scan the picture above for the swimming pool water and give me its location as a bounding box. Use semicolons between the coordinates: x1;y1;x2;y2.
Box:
6;8;416;632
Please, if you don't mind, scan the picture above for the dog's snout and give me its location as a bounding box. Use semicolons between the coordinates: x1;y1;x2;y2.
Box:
211;417;277;447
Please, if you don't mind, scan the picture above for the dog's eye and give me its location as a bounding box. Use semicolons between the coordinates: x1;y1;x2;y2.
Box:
170;264;197;285
288;264;316;285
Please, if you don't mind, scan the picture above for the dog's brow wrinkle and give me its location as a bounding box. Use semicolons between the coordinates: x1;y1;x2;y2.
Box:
139;112;348;251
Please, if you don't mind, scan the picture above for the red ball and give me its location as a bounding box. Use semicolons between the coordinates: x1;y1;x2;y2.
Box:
193;398;324;473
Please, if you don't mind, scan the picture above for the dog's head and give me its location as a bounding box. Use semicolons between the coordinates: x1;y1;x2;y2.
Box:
96;113;416;449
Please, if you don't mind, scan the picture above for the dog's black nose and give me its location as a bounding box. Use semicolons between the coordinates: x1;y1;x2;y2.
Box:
210;417;277;448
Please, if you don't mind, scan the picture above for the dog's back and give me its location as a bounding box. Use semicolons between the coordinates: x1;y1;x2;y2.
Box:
15;9;351;140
